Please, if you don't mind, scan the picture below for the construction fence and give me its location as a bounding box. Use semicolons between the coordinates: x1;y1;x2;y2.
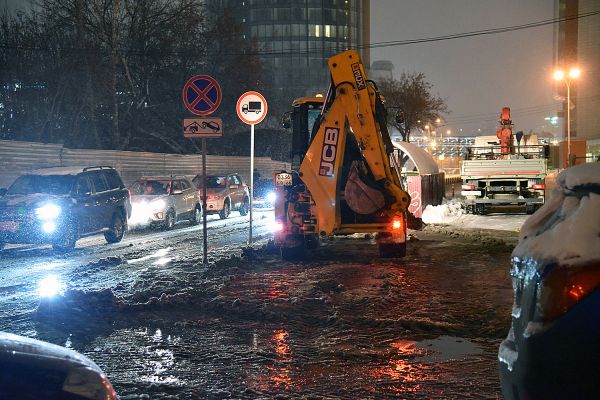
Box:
0;140;290;188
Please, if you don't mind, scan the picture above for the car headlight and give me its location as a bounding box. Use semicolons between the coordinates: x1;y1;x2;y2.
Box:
35;204;61;220
266;192;277;203
151;199;166;211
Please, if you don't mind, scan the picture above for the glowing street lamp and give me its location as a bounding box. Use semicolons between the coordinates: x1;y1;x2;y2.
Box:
553;67;580;166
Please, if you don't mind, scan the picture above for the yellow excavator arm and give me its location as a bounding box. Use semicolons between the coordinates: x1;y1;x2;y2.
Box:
274;50;410;259
298;50;410;235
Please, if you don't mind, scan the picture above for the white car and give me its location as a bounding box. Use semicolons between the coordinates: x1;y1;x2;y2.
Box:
0;331;118;399
128;176;201;230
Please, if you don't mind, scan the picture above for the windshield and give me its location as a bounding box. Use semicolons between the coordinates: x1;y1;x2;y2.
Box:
131;180;170;195
308;109;320;134
7;174;75;195
194;176;226;188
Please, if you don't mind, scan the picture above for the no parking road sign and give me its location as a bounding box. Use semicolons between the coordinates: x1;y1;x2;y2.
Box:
236;91;268;125
182;75;222;116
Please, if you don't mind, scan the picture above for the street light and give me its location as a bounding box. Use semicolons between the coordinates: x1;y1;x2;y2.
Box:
553;66;580;166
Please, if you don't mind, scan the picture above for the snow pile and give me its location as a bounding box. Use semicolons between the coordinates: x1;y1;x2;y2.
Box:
513;162;600;265
421;199;464;224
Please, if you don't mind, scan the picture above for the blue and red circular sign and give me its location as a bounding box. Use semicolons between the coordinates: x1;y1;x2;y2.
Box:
182;75;222;116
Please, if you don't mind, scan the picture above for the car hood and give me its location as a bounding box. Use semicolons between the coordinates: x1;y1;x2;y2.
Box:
513;162;600;267
0;331;102;372
0;193;68;208
130;194;169;203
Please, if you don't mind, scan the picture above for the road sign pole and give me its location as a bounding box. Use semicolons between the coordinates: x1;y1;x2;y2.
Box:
236;91;267;246
202;138;208;265
249;124;254;244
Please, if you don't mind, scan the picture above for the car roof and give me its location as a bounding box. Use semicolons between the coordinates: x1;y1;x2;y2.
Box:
0;331;102;372
29;166;114;176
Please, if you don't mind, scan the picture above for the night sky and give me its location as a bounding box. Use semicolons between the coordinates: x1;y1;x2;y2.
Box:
3;0;559;137
370;0;558;137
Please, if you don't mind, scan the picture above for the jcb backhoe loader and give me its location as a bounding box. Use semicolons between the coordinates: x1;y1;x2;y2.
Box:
273;50;410;259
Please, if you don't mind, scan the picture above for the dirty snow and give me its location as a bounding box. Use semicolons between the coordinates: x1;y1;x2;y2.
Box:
513;163;600;265
422;199;526;232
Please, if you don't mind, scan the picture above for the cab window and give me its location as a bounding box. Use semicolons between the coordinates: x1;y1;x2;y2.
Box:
104;170;123;190
75;175;91;195
89;172;108;193
171;180;183;193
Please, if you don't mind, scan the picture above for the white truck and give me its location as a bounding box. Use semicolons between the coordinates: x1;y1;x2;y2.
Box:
460;108;548;214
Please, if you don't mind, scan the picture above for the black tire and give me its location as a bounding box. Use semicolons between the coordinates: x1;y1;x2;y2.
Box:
525;204;536;215
378;242;407;258
53;223;78;252
305;235;320;250
281;244;305;260
190;204;202;225
219;201;230;220
239;198;249;216
104;212;126;244
163;210;175;230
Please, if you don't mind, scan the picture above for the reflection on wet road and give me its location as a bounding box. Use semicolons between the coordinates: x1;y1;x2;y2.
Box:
0;221;513;399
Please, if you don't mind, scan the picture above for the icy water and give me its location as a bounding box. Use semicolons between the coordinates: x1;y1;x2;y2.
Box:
1;231;513;399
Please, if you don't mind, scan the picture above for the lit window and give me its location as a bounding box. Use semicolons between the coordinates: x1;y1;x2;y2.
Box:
325;25;331;37
315;25;320;37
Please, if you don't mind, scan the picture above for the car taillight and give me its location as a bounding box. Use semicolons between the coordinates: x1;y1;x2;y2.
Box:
462;184;476;190
391;217;403;230
531;184;545;190
535;263;600;322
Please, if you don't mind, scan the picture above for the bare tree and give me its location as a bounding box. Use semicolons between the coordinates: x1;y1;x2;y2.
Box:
378;73;449;142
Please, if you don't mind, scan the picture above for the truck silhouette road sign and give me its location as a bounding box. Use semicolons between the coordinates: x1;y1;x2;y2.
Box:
242;102;262;114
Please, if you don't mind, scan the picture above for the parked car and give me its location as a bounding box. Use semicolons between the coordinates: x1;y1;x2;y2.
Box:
0;166;131;252
192;174;249;219
499;162;600;399
0;331;118;399
128;176;201;230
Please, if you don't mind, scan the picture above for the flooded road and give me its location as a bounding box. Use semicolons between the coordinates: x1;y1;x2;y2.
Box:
0;219;513;399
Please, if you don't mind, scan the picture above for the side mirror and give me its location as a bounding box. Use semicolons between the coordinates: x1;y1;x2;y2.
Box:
172;189;183;195
0;188;6;196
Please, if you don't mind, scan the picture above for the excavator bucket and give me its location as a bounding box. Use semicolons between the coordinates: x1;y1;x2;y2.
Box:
344;163;385;215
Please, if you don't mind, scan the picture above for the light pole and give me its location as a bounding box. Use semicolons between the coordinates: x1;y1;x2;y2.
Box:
553;67;580;166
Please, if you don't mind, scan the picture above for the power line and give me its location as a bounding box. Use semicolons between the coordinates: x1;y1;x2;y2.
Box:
363;10;600;49
0;10;598;58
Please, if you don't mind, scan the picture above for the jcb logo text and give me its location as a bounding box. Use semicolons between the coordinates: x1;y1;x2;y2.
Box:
319;127;340;176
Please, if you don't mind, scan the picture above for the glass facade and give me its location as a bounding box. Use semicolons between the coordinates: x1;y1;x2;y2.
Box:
209;0;370;98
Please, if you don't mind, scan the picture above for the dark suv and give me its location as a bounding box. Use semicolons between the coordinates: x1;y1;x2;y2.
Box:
0;166;131;251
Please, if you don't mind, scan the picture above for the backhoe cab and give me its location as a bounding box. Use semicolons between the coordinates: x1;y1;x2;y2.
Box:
274;50;410;259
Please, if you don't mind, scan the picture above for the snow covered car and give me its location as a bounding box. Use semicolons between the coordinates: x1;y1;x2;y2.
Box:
0;166;130;251
128;176;201;230
192;174;249;219
0;331;118;399
499;162;600;399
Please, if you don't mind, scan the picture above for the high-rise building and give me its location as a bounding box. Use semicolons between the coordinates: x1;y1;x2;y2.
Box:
208;0;370;99
555;0;600;141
